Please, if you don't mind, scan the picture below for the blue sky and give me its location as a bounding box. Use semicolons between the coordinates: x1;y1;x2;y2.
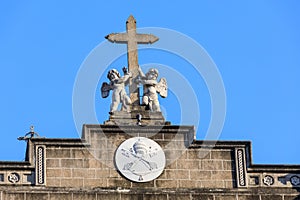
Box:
0;1;299;164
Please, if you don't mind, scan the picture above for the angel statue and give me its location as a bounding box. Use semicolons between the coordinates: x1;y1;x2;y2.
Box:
137;67;167;112
101;67;132;114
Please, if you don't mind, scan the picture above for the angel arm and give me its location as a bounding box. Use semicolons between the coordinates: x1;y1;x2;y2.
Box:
140;79;157;86
115;72;132;84
137;66;146;79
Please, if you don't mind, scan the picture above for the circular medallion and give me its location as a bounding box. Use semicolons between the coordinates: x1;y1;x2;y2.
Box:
8;172;20;183
263;175;274;186
115;137;166;182
290;175;300;186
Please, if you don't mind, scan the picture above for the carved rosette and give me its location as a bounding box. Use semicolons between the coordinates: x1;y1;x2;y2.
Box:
290;175;300;186
8;172;20;183
263;175;274;186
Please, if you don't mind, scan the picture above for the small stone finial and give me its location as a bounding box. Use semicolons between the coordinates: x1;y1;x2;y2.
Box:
126;15;136;24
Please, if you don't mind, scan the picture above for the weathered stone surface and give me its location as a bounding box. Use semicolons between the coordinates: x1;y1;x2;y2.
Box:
46;158;60;168
61;159;84;168
46;168;61;177
177;159;201;169
131;180;155;188
46;148;71;158
168;193;191;200
164;169;189;180
107;178;131;188
25;193;48;200
200;180;225;188
283;195;300;200
211;150;233;160
215;195;236;200
96;193;120;200
155;180;178;188
49;193;72;200
238;195;260;200
72;193;96;200
61;178;84;188
178;180;198;188
3;193;25;200
84;178;107;188
190;170;211;180
95;169;110;178
122;194;145;200
188;149;210;159
260;195;283;200
46;178;60;187
223;161;235;171
143;194;168;200
192;194;214;200
211;171;233;180
201;160;223;170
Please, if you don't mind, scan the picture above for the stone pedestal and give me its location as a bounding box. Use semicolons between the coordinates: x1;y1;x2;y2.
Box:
104;106;167;125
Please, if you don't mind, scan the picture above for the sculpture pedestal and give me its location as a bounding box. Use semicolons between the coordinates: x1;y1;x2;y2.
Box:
104;106;167;125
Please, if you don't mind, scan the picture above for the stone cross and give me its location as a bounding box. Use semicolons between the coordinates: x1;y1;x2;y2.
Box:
105;15;159;106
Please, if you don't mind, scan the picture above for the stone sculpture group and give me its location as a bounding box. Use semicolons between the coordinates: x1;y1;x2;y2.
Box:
101;66;167;114
101;15;167;115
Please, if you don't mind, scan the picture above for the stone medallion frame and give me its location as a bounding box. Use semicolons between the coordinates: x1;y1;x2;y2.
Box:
115;137;166;182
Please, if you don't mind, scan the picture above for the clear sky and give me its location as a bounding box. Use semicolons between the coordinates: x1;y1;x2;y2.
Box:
0;1;299;164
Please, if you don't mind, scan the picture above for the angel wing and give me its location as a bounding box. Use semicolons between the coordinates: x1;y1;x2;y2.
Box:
101;82;112;98
155;78;168;98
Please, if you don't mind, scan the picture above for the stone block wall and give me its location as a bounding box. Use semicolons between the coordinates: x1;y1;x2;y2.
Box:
44;145;236;189
0;124;300;199
42;124;235;189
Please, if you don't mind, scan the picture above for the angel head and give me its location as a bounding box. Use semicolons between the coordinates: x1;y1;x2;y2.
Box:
107;69;121;81
145;68;158;80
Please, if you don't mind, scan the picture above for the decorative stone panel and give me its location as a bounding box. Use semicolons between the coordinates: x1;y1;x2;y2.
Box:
35;145;46;186
0;171;34;185
247;172;300;188
235;148;247;187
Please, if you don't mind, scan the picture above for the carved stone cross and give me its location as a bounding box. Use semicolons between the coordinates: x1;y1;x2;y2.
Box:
105;15;159;105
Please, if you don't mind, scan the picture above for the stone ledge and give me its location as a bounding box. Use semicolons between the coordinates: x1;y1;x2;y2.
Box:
0;186;299;195
30;138;87;147
190;140;251;149
248;165;300;173
0;161;33;170
86;124;194;135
